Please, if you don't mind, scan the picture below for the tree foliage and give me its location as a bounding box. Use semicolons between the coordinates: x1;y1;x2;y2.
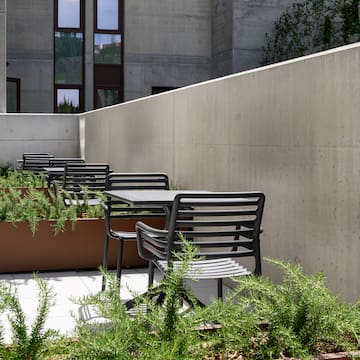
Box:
262;0;360;65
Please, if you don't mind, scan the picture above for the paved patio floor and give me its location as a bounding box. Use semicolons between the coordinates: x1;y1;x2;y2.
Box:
0;267;222;344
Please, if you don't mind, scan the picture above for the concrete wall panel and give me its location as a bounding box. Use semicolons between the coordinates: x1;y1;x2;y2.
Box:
6;0;53;113
0;114;79;166
124;0;211;101
82;43;360;300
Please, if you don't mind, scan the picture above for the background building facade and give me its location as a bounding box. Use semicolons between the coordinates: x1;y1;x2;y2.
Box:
3;0;296;113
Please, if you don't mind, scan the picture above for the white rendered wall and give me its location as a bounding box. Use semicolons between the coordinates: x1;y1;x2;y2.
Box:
81;43;360;300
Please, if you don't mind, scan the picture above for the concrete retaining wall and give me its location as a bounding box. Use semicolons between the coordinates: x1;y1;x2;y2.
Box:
0;113;79;167
81;42;360;300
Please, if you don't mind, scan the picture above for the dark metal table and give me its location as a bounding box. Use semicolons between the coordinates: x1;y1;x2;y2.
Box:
104;189;210;207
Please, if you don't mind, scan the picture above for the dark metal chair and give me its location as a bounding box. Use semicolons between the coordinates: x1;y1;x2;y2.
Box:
22;153;54;173
101;173;170;290
135;192;265;305
49;158;85;167
47;158;85;189
61;163;110;205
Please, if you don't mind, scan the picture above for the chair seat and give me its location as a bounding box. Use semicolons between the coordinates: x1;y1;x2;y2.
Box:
64;198;101;206
157;258;251;279
111;230;137;240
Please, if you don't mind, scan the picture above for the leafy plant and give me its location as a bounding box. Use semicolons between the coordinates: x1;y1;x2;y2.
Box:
0;186;104;235
229;258;360;358
0;163;13;178
71;238;206;359
262;0;360;65
0;170;46;188
0;274;57;359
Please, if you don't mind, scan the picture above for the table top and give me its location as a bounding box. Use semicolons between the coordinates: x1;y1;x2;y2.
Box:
104;190;210;207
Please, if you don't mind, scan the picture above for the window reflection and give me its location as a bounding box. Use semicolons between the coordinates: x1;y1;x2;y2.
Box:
94;34;121;64
57;88;80;113
55;32;83;84
96;89;119;108
58;0;80;28
97;0;118;30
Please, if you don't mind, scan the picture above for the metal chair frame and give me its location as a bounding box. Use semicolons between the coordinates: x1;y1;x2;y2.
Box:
61;163;110;205
135;192;265;305
22;153;54;173
102;172;169;290
47;158;85;189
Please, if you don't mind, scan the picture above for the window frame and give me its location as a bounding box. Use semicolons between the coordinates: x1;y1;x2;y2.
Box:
54;0;85;32
54;85;84;113
6;77;21;113
94;0;123;33
93;0;124;108
54;0;85;113
95;86;121;109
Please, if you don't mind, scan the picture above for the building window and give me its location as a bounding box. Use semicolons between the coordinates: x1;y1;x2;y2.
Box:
7;78;20;113
94;0;123;109
94;34;121;64
96;88;119;109
57;0;81;29
96;0;119;31
54;0;84;113
55;32;83;84
56;88;80;113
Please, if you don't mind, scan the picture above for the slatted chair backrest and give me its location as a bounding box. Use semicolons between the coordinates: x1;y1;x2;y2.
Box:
139;192;265;275
22;153;55;173
107;172;170;191
49;158;85;167
105;172;169;228
63;163;110;194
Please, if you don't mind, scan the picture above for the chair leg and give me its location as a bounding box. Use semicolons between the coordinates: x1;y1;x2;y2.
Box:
116;239;124;281
217;278;223;299
148;261;155;289
101;234;109;291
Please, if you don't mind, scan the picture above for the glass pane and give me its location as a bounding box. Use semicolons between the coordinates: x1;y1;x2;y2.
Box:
94;34;121;64
58;0;80;28
55;32;83;84
57;89;80;113
7;81;18;113
97;0;118;30
96;89;119;108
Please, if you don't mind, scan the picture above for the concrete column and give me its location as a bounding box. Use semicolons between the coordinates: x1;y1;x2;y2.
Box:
0;0;6;113
84;0;94;111
211;0;233;78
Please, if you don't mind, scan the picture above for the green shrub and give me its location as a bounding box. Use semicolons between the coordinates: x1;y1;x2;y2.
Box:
0;187;105;235
1;238;359;358
0;169;46;188
0;274;57;359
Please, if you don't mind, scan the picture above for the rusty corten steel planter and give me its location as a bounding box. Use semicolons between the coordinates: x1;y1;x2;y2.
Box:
0;217;164;273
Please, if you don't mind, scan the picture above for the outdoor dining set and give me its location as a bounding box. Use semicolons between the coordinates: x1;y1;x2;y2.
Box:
17;152;266;306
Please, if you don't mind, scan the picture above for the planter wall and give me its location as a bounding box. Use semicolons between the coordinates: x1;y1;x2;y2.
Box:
0;217;165;273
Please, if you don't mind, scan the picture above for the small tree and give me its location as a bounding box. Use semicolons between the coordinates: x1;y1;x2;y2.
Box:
262;0;360;65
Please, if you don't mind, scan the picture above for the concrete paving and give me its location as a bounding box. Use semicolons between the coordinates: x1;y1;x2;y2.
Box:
0;267;221;344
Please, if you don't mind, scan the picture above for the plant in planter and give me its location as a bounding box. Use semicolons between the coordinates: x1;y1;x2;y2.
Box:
0;186;161;273
0;169;46;189
0;186;107;235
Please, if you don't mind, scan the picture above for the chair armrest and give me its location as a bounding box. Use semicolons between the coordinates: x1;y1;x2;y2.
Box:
136;221;168;261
